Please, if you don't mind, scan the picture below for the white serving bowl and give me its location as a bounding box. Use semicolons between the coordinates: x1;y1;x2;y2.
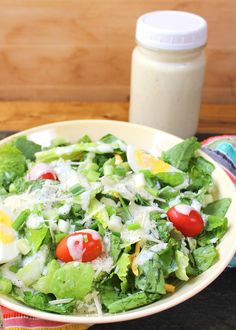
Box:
1;120;236;325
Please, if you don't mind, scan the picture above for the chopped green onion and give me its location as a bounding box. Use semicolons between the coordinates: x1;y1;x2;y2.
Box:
16;238;31;255
12;209;30;231
145;187;159;197
118;196;131;218
127;223;141;230
70;184;85;196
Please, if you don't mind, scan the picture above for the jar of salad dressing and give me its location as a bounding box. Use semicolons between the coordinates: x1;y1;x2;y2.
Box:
129;11;207;138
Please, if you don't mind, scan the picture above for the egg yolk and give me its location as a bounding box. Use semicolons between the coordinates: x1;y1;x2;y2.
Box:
0;211;15;244
134;150;170;174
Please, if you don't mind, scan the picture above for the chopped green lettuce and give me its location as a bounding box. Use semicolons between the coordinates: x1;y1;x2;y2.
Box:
12;136;41;161
175;250;189;281
27;226;49;252
197;215;228;247
78;134;92;143
115;253;130;292
135;255;165;294
0;278;12;294
88;198;109;228
110;234;122;263
100;134;119;144
157;172;186;187
23;291;75;314
156;219;170;242
0;144;26;189
203;198;231;217
35;143;94;163
33;260;60;294
193;245;218;272
162;137;200;172
101;283;161;313
158;186;178;201
17;255;46;287
190;156;215;175
48;262;94;300
9;178;44;194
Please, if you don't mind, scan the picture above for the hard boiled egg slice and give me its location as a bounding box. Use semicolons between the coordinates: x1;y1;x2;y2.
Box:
127;145;172;174
0;211;19;264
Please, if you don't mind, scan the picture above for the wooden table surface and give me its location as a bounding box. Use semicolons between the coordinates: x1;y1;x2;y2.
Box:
0;102;235;134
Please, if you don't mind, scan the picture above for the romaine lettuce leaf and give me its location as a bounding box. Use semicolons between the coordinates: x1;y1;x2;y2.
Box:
193;245;218;272
100;134;119;144
175;250;189;281
12;136;41;161
197;215;228;247
0;277;12;294
101;285;161;313
156;219;170;242
157;172;186;187
190;156;215;175
115;253;130;292
135;255;165;294
162;137;200;172
158;186;178;201
48;262;94;300
110;234;122;263
109;291;161;313
23;291;75;314
159;241;178;276
17;249;47;286
33;260;60;294
35;143;94;163
78;134;92;143
88;198;109;228
203;198;231;217
9;178;44;194
27;226;49;252
188;166;212;191
0;144;26;189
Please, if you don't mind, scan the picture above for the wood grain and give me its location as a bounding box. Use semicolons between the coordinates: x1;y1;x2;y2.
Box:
0;102;235;134
0;1;235;102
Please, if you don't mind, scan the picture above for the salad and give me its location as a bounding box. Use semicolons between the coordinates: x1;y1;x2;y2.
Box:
0;133;231;315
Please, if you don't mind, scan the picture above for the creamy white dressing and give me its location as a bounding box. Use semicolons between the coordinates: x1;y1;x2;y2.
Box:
108;215;123;232
67;235;84;261
129;45;206;138
175;204;193;215
58;219;70;233
191;199;202;212
136;249;154;266
26;214;44;229
58;204;71;215
134;173;146;188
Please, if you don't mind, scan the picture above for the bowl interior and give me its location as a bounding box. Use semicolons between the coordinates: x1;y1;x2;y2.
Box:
1;120;236;324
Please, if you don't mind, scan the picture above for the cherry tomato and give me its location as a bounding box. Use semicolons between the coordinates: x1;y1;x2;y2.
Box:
38;172;57;180
29;163;57;181
56;229;102;263
167;204;204;237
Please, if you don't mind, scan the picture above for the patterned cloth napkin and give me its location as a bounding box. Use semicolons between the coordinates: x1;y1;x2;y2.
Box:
0;306;88;329
201;135;236;268
1;135;236;329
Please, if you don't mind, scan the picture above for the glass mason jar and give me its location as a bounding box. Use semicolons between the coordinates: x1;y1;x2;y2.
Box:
129;11;207;138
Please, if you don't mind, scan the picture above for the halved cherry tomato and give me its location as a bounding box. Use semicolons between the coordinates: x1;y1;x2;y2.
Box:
29;163;57;181
56;229;102;263
167;204;204;237
38;172;57;180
